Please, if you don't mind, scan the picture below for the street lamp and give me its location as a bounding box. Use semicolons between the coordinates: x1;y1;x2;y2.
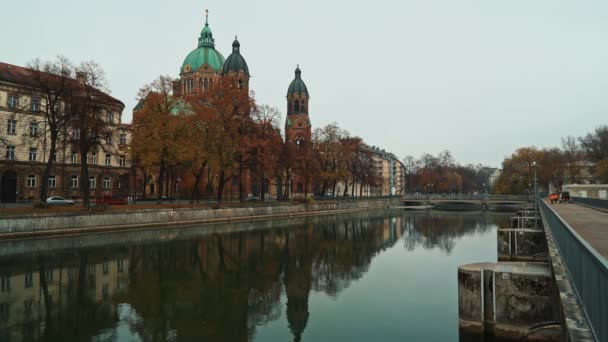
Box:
531;161;541;228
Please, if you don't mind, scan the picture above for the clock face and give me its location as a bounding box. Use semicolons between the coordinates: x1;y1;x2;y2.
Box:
184;64;192;72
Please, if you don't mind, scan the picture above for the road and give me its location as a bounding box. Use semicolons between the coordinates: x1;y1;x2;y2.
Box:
550;201;608;259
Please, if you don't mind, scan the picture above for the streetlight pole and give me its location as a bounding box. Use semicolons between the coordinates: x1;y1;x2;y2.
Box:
531;161;540;228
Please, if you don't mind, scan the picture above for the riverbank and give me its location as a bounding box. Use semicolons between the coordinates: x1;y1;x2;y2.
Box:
0;198;400;239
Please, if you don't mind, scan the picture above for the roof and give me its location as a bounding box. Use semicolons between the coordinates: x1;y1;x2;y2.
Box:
181;21;225;73
0;62;124;108
222;38;250;76
287;66;309;97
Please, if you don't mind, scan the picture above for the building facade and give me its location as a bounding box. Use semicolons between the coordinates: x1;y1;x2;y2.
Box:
0;62;132;203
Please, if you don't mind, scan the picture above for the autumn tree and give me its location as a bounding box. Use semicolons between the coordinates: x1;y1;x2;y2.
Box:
250;104;283;201
560;136;582;183
131;76;183;200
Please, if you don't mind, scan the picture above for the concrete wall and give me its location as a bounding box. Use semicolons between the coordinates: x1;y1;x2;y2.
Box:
458;262;561;340
0;198;399;235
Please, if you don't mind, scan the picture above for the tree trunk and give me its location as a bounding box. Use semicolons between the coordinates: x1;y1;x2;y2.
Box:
79;149;90;206
238;162;244;202
158;162;165;200
260;169;265;201
192;170;202;203
217;170;226;203
40;131;58;202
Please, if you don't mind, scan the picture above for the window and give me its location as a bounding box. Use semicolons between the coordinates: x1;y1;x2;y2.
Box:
238;79;243;89
24;273;33;288
119;155;126;167
0;302;9;321
301;101;305;112
71;153;78;164
203;77;209;90
106;134;113;144
7;94;17;109
70;175;78;189
45;269;53;282
89;153;97;165
29;121;38;136
105;153;111;166
294;101;299;113
28;148;37;161
72;129;80;140
107;112;114;123
102;262;109;275
117;259;124;272
5;146;15;160
0;275;9;292
48;176;56;188
27;175;36;188
103;177;111;189
7;119;16;134
89;176;96;189
119;133;127;145
30;97;40;111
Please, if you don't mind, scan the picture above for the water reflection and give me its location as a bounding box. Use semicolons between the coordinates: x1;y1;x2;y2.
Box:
0;210;509;341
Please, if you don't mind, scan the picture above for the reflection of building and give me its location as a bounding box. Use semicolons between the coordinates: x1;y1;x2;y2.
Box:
0;256;129;341
0;62;132;203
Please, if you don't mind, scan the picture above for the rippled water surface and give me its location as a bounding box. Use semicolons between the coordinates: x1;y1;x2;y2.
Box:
0;210;511;341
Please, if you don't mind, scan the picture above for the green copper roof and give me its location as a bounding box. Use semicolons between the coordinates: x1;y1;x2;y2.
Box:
181;19;225;73
287;65;309;97
222;37;250;76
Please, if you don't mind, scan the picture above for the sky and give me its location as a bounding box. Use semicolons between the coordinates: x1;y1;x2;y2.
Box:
2;0;607;167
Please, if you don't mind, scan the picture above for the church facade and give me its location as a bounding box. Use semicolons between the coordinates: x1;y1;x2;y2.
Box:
136;14;312;199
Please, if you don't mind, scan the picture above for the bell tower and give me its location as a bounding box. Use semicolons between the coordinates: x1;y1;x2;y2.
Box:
285;65;311;144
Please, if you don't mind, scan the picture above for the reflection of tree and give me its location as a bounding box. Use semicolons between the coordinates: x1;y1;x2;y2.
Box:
402;212;496;254
0;210;506;341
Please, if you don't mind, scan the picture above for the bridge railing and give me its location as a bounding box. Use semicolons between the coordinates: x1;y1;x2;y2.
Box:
571;197;608;211
402;193;530;201
539;198;607;342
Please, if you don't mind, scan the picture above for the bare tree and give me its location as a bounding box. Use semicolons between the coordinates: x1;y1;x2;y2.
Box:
27;56;75;202
561;136;582;183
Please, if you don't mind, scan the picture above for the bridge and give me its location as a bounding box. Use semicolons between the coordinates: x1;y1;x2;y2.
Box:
539;197;608;341
401;194;529;211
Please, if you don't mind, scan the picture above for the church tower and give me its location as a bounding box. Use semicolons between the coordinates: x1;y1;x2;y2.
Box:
285;66;311;144
222;36;250;92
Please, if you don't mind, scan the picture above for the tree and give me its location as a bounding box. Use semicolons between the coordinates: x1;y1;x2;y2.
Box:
579;125;608;162
68;61;121;206
561;136;582;183
26;57;76;202
250;105;283;201
131;76;182;200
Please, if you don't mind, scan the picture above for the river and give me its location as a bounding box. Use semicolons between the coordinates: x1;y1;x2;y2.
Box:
0;209;511;341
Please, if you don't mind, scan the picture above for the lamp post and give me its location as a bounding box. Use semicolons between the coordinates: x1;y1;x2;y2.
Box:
531;161;540;228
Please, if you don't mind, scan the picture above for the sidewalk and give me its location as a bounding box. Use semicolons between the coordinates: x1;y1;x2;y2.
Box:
550;202;608;259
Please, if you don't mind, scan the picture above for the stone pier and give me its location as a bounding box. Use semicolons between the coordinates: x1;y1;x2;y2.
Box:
458;262;561;341
497;229;548;262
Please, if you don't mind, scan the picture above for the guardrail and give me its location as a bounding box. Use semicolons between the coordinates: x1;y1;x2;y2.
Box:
402;194;530;201
572;197;608;211
539;198;607;342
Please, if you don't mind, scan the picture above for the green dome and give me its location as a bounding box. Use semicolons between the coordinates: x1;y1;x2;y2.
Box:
287;66;309;97
180;21;225;74
222;37;249;76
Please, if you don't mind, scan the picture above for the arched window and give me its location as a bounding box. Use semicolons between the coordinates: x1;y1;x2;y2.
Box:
301;101;305;112
238;79;243;89
294;101;300;113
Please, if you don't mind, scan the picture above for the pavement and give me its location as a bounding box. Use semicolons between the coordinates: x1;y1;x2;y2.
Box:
549;201;608;259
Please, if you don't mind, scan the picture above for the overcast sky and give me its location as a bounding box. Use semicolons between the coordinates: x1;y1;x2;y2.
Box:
2;0;607;166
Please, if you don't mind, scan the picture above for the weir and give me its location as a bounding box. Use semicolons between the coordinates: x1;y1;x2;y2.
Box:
458;200;601;341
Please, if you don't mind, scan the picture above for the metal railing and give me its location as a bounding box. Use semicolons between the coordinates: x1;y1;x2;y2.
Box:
402;193;530;201
539;198;607;342
572;197;608;211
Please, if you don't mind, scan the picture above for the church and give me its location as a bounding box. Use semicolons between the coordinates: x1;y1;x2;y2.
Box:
139;13;313;199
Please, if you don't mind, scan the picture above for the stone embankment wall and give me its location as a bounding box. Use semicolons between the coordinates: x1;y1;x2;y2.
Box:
0;199;399;237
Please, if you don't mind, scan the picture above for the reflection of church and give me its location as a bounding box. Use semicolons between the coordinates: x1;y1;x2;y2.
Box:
141;12;313;198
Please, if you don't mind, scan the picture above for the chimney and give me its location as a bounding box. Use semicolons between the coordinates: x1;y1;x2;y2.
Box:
76;71;86;84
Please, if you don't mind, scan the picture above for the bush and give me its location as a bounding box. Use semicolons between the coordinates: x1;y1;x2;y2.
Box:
305;196;315;204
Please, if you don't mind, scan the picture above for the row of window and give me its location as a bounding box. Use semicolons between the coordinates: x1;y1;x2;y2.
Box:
5;95;117;123
5;146;126;166
0;260;124;293
7;119;127;144
292;100;306;113
26;175;120;189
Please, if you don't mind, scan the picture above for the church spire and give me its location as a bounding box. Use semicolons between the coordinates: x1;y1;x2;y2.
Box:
198;9;215;48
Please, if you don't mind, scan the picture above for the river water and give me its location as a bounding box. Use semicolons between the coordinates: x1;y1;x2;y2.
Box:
0;210;511;342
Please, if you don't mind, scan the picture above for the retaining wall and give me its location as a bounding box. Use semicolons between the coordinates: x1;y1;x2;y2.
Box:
0;198;399;236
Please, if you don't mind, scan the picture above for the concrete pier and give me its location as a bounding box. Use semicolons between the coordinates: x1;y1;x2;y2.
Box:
458;262;561;341
497;229;548;262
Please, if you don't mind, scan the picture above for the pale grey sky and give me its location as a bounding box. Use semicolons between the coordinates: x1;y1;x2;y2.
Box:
2;0;607;166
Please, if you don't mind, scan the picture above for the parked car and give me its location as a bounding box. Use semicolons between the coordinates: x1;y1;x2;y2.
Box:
559;191;571;203
46;196;75;205
96;195;128;205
